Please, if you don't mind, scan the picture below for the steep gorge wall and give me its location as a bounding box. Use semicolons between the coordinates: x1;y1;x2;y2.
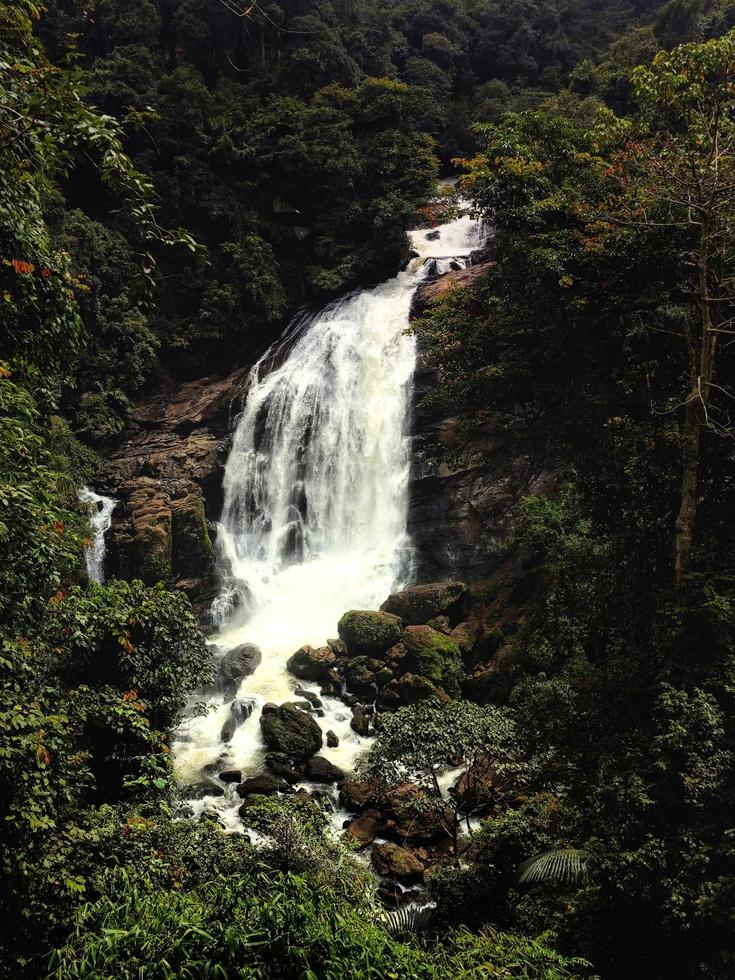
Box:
407;262;559;583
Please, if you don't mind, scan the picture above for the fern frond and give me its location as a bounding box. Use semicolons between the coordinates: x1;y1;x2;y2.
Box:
518;848;592;885
385;904;435;936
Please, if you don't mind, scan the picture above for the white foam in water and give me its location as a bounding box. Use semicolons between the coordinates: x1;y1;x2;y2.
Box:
78;487;117;584
173;206;484;820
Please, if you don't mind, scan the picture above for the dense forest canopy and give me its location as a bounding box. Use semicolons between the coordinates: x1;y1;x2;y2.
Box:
2;0;735;977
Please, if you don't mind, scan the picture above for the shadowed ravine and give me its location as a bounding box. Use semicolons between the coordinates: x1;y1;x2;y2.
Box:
173;210;484;828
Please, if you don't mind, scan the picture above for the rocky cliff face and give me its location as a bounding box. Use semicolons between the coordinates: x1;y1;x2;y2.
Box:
408;262;558;583
100;369;248;618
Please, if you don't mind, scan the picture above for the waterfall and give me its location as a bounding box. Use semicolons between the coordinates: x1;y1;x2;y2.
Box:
78;487;117;584
173;208;484;825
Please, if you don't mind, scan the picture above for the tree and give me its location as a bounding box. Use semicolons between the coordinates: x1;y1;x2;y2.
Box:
359;699;529;857
605;31;735;584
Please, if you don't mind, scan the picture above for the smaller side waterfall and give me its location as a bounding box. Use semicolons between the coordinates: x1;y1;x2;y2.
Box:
78;487;117;583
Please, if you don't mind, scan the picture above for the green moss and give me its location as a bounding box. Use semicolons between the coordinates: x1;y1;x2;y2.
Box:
171;495;212;578
402;626;463;697
260;704;323;760
136;519;173;584
338;610;403;656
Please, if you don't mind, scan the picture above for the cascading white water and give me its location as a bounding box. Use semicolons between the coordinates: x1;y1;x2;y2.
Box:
174;207;484;826
78;487;117;584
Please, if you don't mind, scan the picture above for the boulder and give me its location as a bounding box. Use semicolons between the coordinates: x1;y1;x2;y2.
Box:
294;687;322;708
381;581;467;626
266;753;303;785
340;778;386;811
326;730;339;748
236;774;286;797
344;812;378;848
338;610;402;657
395;673;448;706
219;768;242;783
350;704;371;736
260;703;323;760
327;637;348;657
184;777;225;799
287;644;336;681
344;656;378;698
402;626;463;695
305;756;346;784
372;842;424;883
216;644;262;699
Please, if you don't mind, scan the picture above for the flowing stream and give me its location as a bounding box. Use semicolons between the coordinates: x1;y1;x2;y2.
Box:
173;208;484;828
78;487;117;584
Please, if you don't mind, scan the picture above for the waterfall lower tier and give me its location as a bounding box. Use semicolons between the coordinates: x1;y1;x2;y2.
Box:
173;209;484;828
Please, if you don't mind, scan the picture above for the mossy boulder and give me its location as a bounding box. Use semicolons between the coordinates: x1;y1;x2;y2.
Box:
402;625;463;696
338;610;402;656
260;703;323;760
287;644;336;681
381;581;467;626
396;672;449;705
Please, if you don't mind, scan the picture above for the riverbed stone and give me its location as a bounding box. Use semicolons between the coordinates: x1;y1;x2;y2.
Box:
344;812;378;848
372;842;425;882
326;729;339;748
216;644;262;699
236;774;286;797
219;768;242;783
350;704;371;737
344;656;378;698
305;756;346;783
338;610;402;657
259;703;323;760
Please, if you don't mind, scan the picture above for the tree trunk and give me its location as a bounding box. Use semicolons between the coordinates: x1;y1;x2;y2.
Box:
674;218;715;587
674;389;703;586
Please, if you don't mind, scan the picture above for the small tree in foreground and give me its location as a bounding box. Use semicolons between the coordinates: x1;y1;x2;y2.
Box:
359;700;531;858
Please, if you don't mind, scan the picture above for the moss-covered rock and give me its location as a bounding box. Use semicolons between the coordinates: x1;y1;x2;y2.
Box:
381;580;467;626
170;487;212;577
338;610;402;656
402;625;463;696
396;672;449;705
260;702;323;760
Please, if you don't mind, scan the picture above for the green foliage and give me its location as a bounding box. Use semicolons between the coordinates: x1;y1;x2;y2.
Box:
414;28;735;980
46;580;211;730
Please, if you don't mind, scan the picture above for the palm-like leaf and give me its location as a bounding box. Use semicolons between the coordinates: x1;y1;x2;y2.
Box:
518;848;592;885
383;904;435;936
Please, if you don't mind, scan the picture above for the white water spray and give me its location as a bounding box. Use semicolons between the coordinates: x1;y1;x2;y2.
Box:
78;487;117;584
174;208;484;820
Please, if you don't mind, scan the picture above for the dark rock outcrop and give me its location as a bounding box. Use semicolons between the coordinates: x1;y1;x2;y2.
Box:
409;261;559;583
101;367;248;615
381;581;467;626
305;756;345;783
